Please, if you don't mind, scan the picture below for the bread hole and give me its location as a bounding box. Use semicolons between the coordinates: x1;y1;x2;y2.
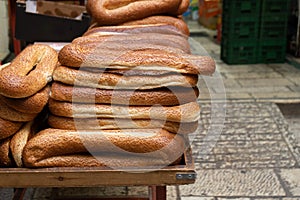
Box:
26;64;37;76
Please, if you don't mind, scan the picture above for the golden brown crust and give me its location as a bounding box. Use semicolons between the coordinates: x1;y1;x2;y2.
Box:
23;128;185;168
48;99;200;123
58;44;215;75
50;82;199;105
0;117;23;140
10;121;34;167
47;115;198;134
86;0;181;25
0;97;37;122
121;15;190;36
0;86;50;114
53;66;198;89
84;24;187;37
23;153;182;168
0;44;58;98
72;32;191;53
0;137;12;167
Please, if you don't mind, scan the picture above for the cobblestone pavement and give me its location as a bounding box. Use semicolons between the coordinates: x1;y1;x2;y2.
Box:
1;23;300;200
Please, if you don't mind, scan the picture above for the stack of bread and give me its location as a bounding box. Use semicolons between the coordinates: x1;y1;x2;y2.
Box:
86;0;191;35
0;0;216;169
0;44;57;167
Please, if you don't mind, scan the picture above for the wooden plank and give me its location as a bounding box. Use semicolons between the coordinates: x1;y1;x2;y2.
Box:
0;149;196;188
0;169;195;187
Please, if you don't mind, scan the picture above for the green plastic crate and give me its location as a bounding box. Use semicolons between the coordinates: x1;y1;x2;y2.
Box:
261;0;291;16
222;18;259;40
257;39;287;63
223;0;261;17
221;40;258;64
222;1;260;42
260;15;289;40
221;0;290;64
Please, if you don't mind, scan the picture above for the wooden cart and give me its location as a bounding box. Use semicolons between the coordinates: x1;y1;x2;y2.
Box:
0;148;196;200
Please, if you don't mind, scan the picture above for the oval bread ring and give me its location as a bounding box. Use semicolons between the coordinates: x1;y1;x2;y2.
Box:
0;137;12;167
23;128;185;168
86;0;181;25
48;99;200;123
10;121;35;167
0;44;58;98
0;86;50;114
0;96;37;122
72;32;191;54
50;81;199;105
0;117;23;140
83;24;187;38
58;44;216;75
23;153;182;168
47;115;199;134
52;66;198;90
121;15;190;36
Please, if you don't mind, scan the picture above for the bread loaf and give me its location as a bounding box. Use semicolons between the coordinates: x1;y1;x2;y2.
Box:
53;66;198;89
10;121;34;167
0;117;23;140
86;0;184;26
0;86;50;114
121;15;190;36
23;128;186;168
72;32;191;53
48;99;200;123
47;115;198;134
23;153;182;168
50;82;199;105
0;137;12;167
84;24;187;37
58;45;215;75
0;44;57;98
0;97;37;122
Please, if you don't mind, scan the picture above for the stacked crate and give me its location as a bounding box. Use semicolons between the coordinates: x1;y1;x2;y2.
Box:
221;0;261;64
221;0;290;64
257;0;291;63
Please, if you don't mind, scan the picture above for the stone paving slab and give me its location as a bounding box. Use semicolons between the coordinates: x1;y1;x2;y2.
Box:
269;63;300;74
287;76;300;85
225;86;291;94
288;86;300;92
237;78;295;87
223;72;284;79
251;93;300;102
216;64;276;73
179;169;285;197
279;169;300;196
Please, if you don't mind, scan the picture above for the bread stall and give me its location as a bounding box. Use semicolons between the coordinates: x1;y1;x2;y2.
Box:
1;0;216;199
